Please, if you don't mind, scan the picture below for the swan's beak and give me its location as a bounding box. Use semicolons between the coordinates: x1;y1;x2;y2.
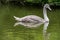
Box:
48;7;52;11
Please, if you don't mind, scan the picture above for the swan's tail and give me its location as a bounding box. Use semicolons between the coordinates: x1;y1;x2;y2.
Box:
13;16;21;21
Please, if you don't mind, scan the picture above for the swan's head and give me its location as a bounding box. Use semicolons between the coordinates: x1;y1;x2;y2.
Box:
44;4;51;10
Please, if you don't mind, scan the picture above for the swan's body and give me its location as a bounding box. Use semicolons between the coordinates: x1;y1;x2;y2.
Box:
14;15;44;23
13;4;51;27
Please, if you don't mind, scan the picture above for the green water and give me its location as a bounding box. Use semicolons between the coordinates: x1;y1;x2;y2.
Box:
0;5;60;40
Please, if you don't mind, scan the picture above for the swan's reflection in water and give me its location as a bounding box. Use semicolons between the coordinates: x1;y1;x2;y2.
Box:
14;22;50;40
14;22;43;28
43;22;50;40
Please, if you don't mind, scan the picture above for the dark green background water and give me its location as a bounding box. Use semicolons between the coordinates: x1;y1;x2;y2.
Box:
0;5;60;40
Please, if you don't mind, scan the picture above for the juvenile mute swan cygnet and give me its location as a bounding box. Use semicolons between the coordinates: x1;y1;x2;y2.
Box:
13;4;51;27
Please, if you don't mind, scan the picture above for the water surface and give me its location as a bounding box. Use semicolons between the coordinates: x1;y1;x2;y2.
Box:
0;5;60;40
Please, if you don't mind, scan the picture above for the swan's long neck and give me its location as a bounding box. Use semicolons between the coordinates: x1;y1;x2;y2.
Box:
43;7;49;22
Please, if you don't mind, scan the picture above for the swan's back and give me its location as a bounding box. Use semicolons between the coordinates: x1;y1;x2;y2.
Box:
22;15;44;23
